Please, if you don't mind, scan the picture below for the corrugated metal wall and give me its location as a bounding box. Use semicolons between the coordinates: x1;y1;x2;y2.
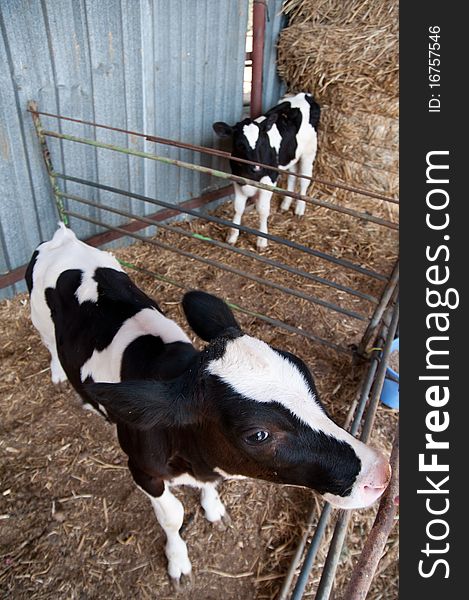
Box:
0;0;285;299
262;0;287;113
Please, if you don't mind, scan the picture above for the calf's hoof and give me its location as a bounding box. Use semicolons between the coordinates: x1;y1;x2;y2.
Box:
203;496;227;524
226;229;239;246
294;206;305;217
166;541;192;588
220;511;233;530
280;198;292;212
171;571;194;593
212;511;233;532
54;380;70;393
256;237;268;251
51;363;67;385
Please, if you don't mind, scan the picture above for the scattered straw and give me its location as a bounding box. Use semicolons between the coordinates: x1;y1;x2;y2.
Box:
0;180;397;598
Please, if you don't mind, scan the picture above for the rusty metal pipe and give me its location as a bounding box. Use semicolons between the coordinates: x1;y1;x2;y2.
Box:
41;128;398;230
26;106;399;204
55;172;388;281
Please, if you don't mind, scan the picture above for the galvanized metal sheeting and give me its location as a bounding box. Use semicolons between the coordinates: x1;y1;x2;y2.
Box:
0;0;271;298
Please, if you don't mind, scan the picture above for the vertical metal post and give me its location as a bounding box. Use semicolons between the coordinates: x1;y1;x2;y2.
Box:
288;504;333;600
287;354;381;600
314;300;399;600
314;511;351;600
251;0;266;118
357;259;399;356
28;100;68;225
285;295;399;600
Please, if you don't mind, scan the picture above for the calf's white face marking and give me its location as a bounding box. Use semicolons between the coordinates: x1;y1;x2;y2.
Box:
206;334;325;426
205;334;384;504
243;123;260;150
267;123;282;154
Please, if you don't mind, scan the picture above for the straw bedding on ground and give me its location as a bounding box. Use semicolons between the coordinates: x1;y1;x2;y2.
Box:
1;191;398;599
2;1;399;595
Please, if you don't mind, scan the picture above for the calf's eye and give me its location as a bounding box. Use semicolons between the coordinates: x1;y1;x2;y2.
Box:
245;430;270;444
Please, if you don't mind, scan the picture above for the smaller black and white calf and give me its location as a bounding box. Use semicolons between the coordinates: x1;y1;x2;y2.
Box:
213;92;320;249
26;224;390;585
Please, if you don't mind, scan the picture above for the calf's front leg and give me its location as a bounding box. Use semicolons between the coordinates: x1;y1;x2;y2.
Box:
199;480;232;530
256;188;273;250
130;464;192;586
227;183;248;245
147;486;192;585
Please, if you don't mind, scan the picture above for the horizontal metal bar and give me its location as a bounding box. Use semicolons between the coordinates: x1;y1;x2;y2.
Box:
63;209;349;354
113;260;347;353
61;194;367;322
55;173;388;283
0;186;232;291
27;107;399;204
84;184;232;248
225;304;348;353
60;192;377;305
0;264;27;289
42;129;398;230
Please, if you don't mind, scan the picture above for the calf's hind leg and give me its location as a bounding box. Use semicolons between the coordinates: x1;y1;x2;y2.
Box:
200;481;229;527
295;152;315;217
46;339;67;384
281;167;297;212
34;328;67;385
30;300;67;384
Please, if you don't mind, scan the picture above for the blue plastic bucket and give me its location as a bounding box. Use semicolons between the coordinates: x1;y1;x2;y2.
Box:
380;337;399;410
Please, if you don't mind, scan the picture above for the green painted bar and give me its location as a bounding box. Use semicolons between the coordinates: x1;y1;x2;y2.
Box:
41;129;398;230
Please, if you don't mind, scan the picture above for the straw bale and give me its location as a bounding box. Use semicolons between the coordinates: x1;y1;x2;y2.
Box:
277;0;399;206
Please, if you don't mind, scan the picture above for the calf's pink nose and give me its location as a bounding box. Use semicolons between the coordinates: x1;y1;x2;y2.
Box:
360;454;392;502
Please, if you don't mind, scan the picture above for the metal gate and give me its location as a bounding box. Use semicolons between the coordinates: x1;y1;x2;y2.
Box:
26;101;399;599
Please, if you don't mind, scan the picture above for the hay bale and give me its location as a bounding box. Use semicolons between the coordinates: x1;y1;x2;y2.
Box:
277;0;399;208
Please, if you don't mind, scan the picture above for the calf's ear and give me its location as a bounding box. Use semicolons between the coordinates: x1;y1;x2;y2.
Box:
182;290;242;342
212;122;233;138
262;112;279;131
84;374;198;429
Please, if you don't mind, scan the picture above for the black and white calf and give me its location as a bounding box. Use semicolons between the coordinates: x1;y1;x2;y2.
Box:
213;92;320;249
26;224;390;585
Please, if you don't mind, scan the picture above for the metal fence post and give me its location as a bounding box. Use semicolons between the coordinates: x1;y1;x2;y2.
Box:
28;100;67;225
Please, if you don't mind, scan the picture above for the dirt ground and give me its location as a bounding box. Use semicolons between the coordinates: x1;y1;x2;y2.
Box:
0;194;398;599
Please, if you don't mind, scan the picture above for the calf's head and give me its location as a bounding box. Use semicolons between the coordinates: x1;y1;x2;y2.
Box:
86;291;390;509
213;115;278;181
